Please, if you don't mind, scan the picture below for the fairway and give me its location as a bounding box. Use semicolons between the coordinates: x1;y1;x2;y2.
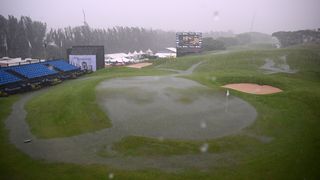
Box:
1;45;320;179
4;63;256;169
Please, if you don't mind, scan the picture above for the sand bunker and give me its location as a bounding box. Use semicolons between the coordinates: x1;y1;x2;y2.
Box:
222;83;282;94
126;63;152;69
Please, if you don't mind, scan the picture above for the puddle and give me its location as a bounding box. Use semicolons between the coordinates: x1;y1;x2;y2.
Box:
260;55;298;74
97;76;257;140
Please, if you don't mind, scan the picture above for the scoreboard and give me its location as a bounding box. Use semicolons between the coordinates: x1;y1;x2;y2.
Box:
176;32;202;56
176;32;202;48
67;46;104;71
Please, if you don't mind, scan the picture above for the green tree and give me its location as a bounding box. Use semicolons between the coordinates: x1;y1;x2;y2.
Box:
202;37;226;51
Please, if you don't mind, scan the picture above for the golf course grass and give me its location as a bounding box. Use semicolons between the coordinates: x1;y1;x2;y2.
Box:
25;68;171;138
1;45;320;179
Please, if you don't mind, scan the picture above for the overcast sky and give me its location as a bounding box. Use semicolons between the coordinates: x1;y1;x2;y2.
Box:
1;0;319;34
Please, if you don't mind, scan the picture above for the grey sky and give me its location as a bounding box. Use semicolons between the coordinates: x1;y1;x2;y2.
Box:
1;0;319;34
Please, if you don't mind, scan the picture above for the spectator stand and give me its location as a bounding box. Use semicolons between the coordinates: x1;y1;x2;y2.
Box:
0;60;81;96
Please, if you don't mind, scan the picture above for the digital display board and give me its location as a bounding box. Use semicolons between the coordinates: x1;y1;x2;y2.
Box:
176;32;202;48
69;55;97;71
67;46;105;71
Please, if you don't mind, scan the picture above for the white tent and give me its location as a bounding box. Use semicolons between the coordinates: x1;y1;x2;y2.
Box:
155;52;176;58
146;49;153;55
109;59;118;63
105;53;135;64
121;57;130;63
105;53;128;59
166;47;177;53
0;57;11;61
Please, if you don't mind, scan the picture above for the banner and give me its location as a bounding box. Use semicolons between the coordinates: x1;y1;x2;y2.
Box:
69;55;97;71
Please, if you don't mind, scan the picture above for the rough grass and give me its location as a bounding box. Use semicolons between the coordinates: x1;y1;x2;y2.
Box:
26;78;110;138
112;136;201;156
111;135;263;156
1;45;320;179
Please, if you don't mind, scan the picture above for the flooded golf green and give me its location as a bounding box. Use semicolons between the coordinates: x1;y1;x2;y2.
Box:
97;76;257;140
5;62;257;170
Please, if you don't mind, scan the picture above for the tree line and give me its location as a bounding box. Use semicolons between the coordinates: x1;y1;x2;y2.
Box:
0;15;176;59
202;32;274;51
0;15;46;59
272;29;320;47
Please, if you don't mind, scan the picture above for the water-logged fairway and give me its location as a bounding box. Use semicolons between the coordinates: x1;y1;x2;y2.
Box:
5;62;257;170
97;76;257;140
2;46;320;178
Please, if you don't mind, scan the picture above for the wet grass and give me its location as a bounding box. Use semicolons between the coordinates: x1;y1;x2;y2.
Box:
106;45;320;178
1;45;320;179
26;77;111;138
0;98;179;180
25;67;170;138
99;87;155;105
153;55;205;70
110;135;264;156
112;136;201;156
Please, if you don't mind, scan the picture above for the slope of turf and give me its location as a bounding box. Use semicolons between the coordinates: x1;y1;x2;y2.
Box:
0;96;179;179
106;45;320;178
25;67;170;138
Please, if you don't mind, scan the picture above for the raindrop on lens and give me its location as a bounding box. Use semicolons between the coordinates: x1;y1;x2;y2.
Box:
200;121;207;129
200;143;209;153
213;11;220;21
108;173;114;179
158;136;164;142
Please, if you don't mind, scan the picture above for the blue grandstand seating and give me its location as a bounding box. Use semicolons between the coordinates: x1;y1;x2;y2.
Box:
10;63;58;79
45;60;79;72
1;60;82;95
0;70;21;85
1;60;79;87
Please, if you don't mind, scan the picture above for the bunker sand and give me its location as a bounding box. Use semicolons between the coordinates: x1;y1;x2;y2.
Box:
126;62;152;68
222;83;282;95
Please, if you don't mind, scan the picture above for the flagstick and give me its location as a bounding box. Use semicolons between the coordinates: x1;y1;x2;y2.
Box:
225;90;229;112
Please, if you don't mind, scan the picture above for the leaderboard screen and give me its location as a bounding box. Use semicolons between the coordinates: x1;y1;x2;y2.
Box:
176;32;202;48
